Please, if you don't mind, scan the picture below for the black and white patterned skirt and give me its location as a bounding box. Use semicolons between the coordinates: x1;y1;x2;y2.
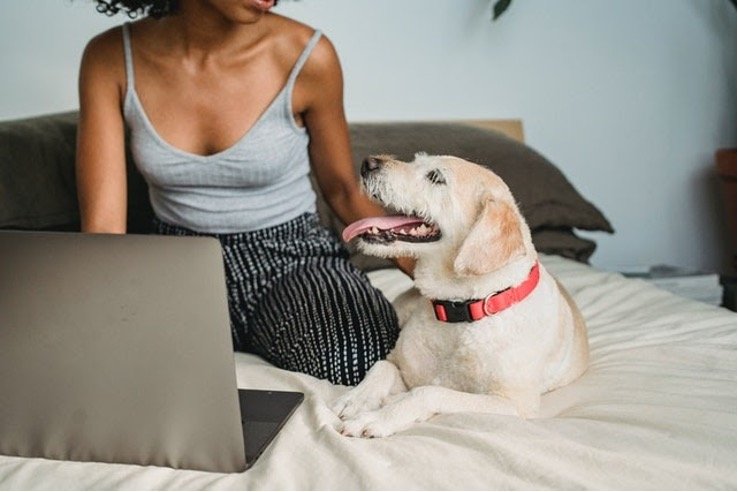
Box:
154;213;399;386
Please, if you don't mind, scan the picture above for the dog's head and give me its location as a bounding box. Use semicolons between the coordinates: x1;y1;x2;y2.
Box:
342;154;535;277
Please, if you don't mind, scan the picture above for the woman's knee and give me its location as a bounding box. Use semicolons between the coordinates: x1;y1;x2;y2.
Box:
248;262;399;385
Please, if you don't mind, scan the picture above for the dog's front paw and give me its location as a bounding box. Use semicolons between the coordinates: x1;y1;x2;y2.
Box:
331;388;385;421
339;396;428;438
339;411;406;438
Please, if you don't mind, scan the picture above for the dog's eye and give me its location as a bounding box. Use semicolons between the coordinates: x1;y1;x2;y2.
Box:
426;169;446;185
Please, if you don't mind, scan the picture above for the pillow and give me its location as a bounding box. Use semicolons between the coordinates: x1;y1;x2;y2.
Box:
314;122;613;270
0;112;79;229
0;112;153;233
531;227;597;263
0;114;611;268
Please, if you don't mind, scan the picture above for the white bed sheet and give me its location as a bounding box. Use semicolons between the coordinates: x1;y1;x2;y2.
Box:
0;254;735;490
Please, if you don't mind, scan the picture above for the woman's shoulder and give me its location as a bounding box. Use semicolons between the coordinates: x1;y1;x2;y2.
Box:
269;13;319;45
83;24;126;60
80;24;128;87
269;14;340;77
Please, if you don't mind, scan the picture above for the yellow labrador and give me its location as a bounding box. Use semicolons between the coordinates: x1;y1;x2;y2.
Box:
333;154;589;438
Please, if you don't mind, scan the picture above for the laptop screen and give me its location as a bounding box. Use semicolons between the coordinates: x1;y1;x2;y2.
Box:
0;231;247;472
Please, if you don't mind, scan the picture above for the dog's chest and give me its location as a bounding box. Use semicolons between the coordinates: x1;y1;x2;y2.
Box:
390;313;513;394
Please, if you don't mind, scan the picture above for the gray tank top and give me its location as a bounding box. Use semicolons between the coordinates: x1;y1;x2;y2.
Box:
122;23;321;233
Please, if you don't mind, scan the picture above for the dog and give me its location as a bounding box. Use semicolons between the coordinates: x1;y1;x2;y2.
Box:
331;154;589;438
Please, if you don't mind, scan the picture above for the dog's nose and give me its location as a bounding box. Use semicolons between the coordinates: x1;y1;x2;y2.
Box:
361;156;386;178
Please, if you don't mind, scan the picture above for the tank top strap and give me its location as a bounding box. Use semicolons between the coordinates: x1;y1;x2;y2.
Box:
286;30;323;88
121;22;135;93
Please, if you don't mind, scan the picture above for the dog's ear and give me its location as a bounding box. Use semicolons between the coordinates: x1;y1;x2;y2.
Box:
453;198;525;277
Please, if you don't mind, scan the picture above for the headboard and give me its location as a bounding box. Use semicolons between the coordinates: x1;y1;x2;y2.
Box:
461;119;525;143
356;119;526;144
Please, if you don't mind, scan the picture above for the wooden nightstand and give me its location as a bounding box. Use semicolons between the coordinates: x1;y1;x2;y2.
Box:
716;148;736;311
716;149;736;252
720;275;737;311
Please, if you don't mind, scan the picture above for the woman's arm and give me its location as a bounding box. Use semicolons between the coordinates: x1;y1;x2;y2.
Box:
297;36;415;277
76;30;128;234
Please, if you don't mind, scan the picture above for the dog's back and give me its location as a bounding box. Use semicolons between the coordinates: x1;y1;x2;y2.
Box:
553;280;589;389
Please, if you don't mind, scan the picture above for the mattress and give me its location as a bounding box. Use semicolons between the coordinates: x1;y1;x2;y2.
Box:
0;254;735;490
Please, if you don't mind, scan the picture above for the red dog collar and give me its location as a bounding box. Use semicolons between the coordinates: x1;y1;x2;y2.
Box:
432;262;541;323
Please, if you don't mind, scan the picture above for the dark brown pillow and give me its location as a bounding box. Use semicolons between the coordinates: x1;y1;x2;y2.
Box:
0;112;153;233
0;112;79;229
532;227;597;263
314;122;613;270
0;114;611;269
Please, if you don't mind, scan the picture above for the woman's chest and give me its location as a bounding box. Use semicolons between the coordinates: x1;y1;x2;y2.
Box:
132;58;305;157
130;113;307;189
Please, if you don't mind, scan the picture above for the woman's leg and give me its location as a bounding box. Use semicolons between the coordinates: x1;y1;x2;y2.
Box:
154;213;400;384
152;217;253;351
246;257;400;386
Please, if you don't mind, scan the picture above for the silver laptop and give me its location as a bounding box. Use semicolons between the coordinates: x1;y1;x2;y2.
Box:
0;231;303;473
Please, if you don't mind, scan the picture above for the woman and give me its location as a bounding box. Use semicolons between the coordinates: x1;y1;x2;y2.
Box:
76;0;412;386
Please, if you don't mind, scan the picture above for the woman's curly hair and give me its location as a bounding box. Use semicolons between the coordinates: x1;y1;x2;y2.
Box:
95;0;179;19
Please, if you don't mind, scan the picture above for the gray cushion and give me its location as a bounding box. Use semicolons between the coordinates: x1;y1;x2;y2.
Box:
0;112;79;229
0;112;152;233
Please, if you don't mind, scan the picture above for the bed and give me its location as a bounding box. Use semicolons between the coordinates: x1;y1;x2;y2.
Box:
0;116;735;489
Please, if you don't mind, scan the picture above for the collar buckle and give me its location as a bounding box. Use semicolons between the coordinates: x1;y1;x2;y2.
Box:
433;300;477;323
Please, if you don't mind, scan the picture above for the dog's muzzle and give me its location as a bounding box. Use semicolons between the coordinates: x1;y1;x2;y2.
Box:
342;156;442;245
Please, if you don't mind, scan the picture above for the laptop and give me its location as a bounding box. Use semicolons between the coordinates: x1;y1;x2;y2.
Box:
0;230;303;473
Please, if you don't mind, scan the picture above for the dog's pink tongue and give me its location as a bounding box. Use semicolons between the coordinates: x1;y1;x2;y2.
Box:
342;216;424;243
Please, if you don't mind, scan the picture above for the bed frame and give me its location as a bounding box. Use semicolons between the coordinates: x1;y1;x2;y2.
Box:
462;119;525;143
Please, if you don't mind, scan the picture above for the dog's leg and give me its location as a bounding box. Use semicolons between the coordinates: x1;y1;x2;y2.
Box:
340;386;540;438
330;360;407;420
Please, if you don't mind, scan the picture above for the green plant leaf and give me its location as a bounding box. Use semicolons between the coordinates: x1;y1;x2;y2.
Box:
493;0;513;20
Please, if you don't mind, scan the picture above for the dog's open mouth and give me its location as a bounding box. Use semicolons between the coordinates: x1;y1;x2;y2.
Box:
342;214;441;244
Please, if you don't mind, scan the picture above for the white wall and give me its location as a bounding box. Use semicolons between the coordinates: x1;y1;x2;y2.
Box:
1;0;735;272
